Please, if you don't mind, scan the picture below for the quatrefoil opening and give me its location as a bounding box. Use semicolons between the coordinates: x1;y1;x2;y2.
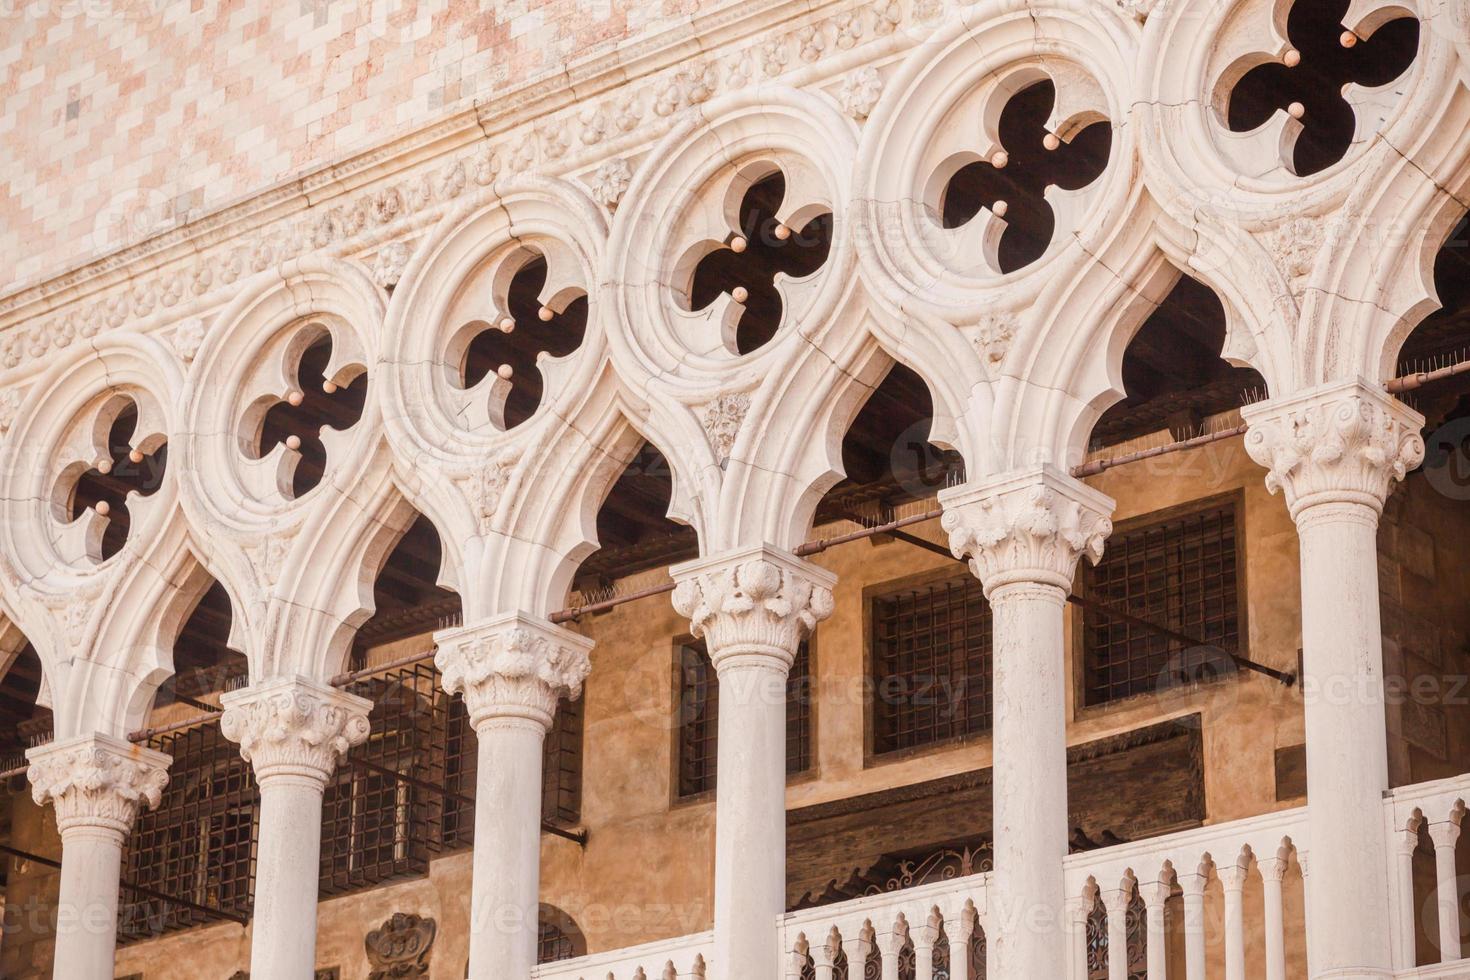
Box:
928;71;1111;275
239;326;367;501
449;248;589;432
674;163;833;356
54;395;167;564
1222;0;1419;177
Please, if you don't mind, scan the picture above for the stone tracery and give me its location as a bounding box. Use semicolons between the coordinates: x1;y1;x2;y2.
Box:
0;0;1466;976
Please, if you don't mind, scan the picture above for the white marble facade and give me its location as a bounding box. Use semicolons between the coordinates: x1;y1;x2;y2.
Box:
1;0;1468;976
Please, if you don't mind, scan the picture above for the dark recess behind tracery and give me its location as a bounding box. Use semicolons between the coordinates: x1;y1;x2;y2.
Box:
1091;274;1265;448
1227;0;1418;177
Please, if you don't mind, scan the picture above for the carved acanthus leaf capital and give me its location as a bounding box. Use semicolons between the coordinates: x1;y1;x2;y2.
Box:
434;613;592;729
671;545;836;670
939;467;1115;595
26;733;170;836
219;676;371;783
1242;380;1424;520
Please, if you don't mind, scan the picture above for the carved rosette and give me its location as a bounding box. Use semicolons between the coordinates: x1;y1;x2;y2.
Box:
1241;380;1425;521
219;676;372;784
671;545;836;672
26;733;171;837
433;613;593;729
939;467;1115;595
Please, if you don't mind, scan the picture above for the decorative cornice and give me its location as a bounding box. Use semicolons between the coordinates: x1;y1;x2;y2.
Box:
26;733;170;837
219;676;372;784
671;544;836;670
433;613;593;729
1241;379;1425;521
939;466;1115;595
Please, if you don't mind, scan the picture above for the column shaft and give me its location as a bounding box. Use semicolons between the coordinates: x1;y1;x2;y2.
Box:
469;717;548;978
434;613;593;980
220;675;371;980
251;773;330;978
53;825;128;979
989;582;1069;978
713;658;789;977
672;545;835;980
1298;503;1394;975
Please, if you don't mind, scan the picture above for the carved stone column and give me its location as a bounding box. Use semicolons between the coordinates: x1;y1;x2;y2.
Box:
1243;378;1425;980
672;545;835;980
434;613;592;980
220;675;371;980
940;466;1114;980
26;733;170;980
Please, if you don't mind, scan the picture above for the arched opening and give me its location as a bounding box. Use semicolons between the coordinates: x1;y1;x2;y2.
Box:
0;641;51;768
1090;274;1265;449
537;903;587;964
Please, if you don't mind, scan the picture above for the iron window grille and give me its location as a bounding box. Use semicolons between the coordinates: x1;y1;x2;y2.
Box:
1081;500;1242;706
676;637;813;800
118;660;583;941
870;575;994;757
118;722;258;943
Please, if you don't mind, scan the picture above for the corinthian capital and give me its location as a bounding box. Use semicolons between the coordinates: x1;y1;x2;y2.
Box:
939;466;1115;594
26;733;170;836
219;676;371;783
671;544;836;670
1241;380;1424;520
434;613;592;729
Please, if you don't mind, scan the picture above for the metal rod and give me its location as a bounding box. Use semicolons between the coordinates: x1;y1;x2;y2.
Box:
0;843;250;926
1071;424;1250;479
549;581;678;624
129;710;223;743
1064;593;1296;686
1385;358;1470;393
329;648;438;688
795;508;945;557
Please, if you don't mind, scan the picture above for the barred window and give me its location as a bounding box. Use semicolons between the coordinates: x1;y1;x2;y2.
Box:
542;696;584;827
538;904;587;964
1081;500;1242;706
119;723;257;943
870;575;993;757
676;638;813;800
321;666;450;896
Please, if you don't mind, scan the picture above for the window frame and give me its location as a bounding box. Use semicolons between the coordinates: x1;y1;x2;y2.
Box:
862;566;996;767
1072;490;1250;713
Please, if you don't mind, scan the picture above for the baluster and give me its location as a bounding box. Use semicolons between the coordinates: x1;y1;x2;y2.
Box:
1178;871;1208;980
1103;886;1132;980
948;903;975;980
842;921;874;980
1068;896;1092;980
1394;825;1420;971
1260;855;1288;980
1430;820;1463;962
1140;878;1171;980
913;908;941;980
1219;863;1248;980
791;933;813;980
878;913;905;980
813;926;841;980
